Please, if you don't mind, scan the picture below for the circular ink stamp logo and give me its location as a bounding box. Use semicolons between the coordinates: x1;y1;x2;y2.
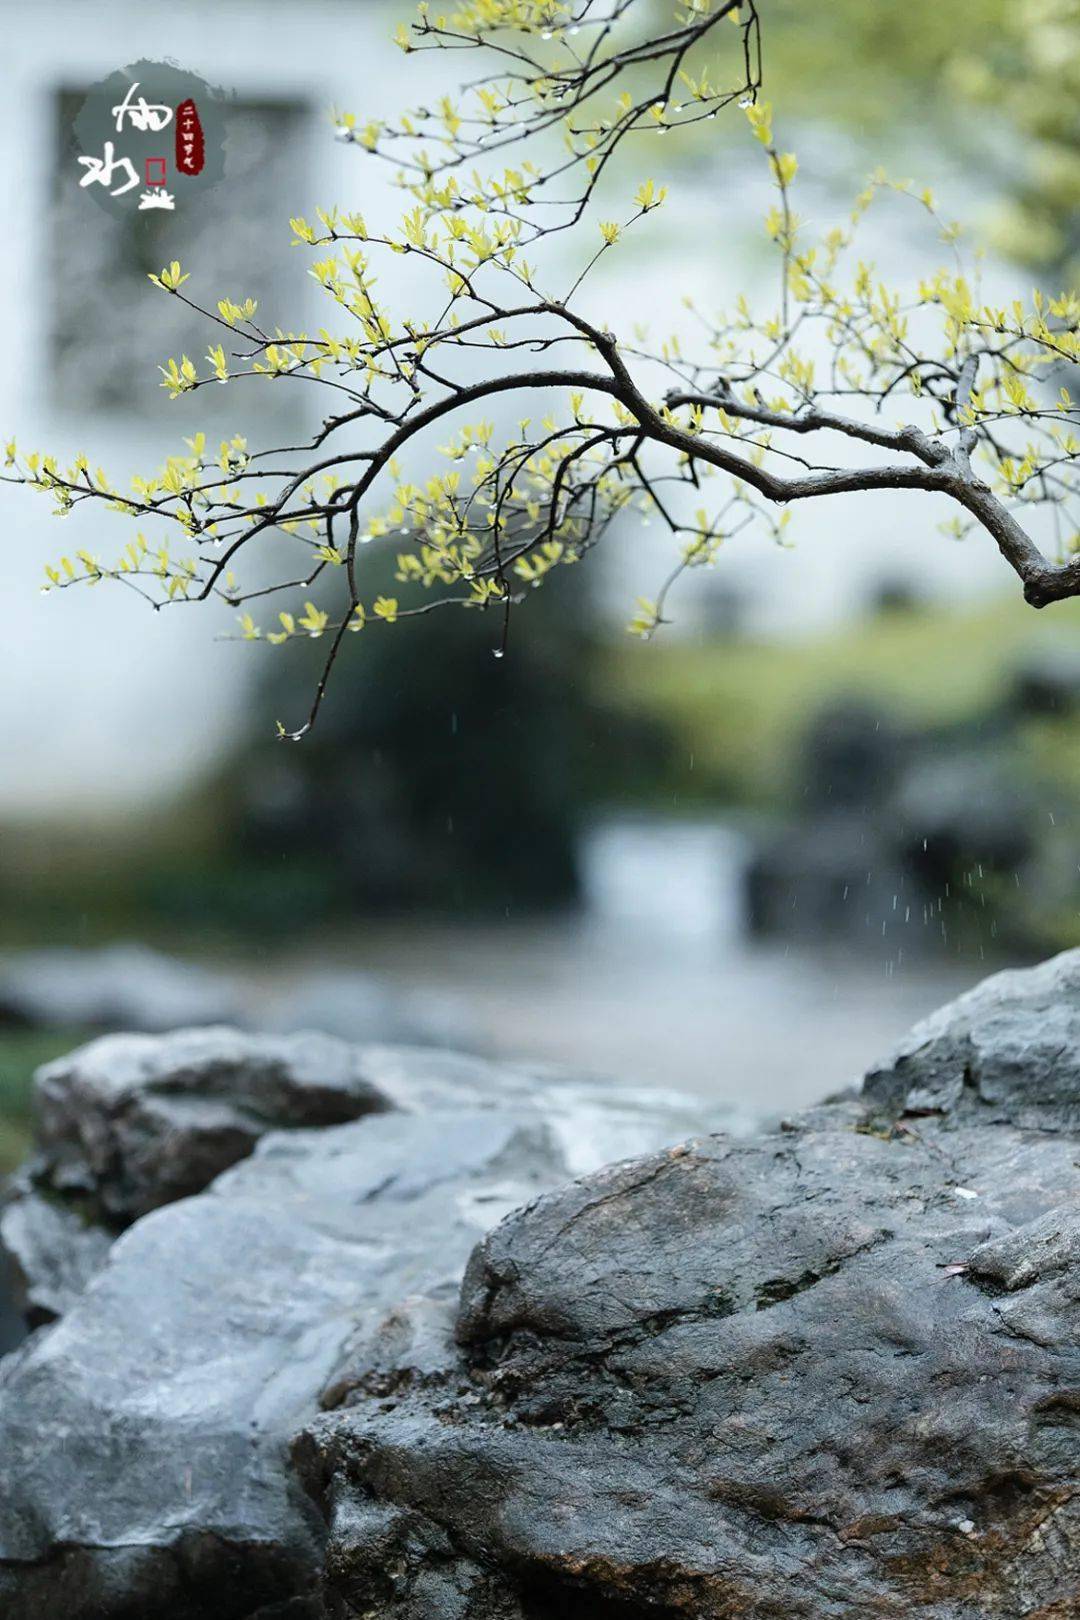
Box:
69;61;227;218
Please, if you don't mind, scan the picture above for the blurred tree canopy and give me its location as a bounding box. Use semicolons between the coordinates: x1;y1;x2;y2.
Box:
203;564;671;922
765;0;1080;278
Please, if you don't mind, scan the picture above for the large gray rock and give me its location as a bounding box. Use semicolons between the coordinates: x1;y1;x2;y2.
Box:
863;946;1080;1130
2;1031;711;1332
0;1038;718;1618
3;957;1078;1618
0;1027;390;1327
27;1026;391;1224
297;955;1080;1619
0;1110;557;1619
0;1178;113;1327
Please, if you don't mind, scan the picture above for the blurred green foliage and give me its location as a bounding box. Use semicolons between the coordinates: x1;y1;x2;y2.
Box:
601;596;1080;954
598;598;1072;805
160;564;674;930
764;0;1080;278
7;594;1080;950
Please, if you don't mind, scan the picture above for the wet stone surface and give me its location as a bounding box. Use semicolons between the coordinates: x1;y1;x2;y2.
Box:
1;954;1078;1617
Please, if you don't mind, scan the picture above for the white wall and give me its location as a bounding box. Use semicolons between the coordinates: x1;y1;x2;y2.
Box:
0;0;439;816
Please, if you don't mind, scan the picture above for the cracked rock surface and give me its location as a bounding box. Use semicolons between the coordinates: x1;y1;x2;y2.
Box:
0;1035;716;1618
1;954;1078;1618
29;1026;393;1224
299;952;1080;1618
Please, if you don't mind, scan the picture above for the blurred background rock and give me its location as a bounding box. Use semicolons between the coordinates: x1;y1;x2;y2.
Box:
3;0;1080;1172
